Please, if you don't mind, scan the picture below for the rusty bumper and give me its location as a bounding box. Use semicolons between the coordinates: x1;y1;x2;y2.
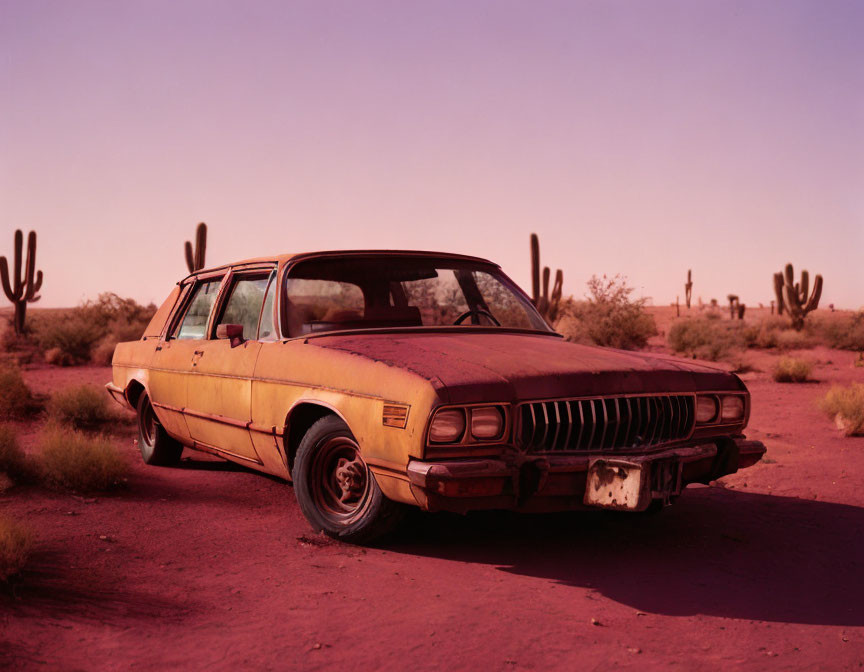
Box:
406;438;766;513
105;382;133;411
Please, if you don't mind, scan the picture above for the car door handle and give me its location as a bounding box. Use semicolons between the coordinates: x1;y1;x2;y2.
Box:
191;350;205;366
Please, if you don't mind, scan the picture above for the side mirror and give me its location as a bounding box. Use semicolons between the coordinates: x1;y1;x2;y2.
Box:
216;323;244;348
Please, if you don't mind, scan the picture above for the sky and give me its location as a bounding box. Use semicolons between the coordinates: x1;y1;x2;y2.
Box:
1;0;862;309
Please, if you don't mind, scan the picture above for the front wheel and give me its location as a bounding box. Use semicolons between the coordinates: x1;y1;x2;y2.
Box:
136;393;183;466
293;416;406;544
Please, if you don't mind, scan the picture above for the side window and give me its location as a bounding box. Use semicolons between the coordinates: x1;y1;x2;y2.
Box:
173;279;223;340
216;275;271;341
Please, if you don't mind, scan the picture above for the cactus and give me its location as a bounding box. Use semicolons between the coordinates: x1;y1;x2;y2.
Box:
0;230;43;335
529;233;563;322
779;263;822;330
185;222;208;273
727;294;739;320
773;272;786;315
684;269;693;309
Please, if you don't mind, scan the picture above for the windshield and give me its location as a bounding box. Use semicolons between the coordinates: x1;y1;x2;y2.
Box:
282;257;550;337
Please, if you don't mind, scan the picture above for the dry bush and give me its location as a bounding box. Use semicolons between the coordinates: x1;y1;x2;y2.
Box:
0;362;39;420
554;312;591;344
29;293;155;366
39;425;127;491
772;357;813;383
808;312;864;352
557;275;657;350
0;516;34;582
668;318;745;361
742;317;815;351
46;385;115;430
819;383;864;436
0;424;38;484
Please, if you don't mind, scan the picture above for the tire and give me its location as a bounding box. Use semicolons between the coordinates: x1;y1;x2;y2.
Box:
136;393;183;466
293;415;406;544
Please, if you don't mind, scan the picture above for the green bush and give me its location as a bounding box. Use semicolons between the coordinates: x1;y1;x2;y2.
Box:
819;383;864;436
558;275;657;350
0;362;38;420
772;357;812;383
38;425;127;491
0;516;34;582
668;318;745;361
46;385;115;430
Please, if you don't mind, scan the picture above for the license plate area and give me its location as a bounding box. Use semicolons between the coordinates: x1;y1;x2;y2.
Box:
584;459;650;511
583;457;685;511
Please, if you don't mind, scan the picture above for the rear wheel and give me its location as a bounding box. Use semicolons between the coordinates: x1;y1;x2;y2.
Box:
294;416;406;544
136;393;183;466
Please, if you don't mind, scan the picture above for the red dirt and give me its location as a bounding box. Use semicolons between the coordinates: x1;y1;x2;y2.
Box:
2;350;864;671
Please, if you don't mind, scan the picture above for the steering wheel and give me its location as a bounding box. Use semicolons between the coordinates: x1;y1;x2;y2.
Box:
453;309;501;326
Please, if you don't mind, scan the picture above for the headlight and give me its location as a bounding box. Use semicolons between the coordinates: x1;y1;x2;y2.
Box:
429;409;466;443
470;406;504;440
721;395;745;422
695;395;719;423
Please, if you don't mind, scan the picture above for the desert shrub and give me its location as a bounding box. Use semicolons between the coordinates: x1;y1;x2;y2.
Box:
29;311;102;365
741;317;815;351
772;357;812;383
38;425;127;491
0;516;34;582
559;275;657;350
668;318;745;361
554;312;591;344
29;293;156;366
0;425;38;484
808;312;864;351
46;385;115;430
0;362;38;420
819;383;864;436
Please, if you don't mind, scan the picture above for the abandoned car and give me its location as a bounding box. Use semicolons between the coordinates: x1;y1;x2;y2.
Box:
107;251;766;542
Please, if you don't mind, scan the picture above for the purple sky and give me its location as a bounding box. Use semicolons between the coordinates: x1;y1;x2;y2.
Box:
2;0;862;308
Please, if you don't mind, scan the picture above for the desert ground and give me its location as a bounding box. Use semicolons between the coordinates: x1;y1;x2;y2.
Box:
2;307;863;671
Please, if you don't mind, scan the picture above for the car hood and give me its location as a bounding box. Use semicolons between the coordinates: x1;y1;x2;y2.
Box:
307;330;743;404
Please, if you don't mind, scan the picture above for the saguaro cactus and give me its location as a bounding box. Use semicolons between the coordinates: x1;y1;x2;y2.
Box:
773;272;786;315
0;230;43;335
530;233;563;322
779;263;822;330
185;222;208;273
684;270;693;309
727;294;739;320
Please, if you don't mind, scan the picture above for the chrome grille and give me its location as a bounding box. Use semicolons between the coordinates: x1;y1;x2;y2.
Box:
518;394;694;453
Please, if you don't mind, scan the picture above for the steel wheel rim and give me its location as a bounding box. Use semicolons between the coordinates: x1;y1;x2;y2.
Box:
140;398;157;446
309;436;371;526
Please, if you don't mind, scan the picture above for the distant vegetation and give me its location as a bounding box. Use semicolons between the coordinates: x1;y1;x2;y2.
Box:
3;293;156;366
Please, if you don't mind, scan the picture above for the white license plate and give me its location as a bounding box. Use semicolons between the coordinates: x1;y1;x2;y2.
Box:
584;459;650;511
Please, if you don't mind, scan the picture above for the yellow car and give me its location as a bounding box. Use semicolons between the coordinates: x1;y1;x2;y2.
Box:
107;251;765;543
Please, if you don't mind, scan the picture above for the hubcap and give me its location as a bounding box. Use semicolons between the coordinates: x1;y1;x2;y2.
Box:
310;436;371;525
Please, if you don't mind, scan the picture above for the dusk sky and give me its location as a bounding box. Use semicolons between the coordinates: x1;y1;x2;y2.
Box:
2;0;862;309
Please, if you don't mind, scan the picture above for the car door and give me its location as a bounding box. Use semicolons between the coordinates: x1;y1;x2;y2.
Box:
184;267;276;463
148;276;225;441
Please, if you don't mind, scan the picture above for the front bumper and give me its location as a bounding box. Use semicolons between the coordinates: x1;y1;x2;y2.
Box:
406;438;766;513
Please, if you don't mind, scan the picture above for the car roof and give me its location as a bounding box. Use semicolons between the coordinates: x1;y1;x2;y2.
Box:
185;249;500;278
